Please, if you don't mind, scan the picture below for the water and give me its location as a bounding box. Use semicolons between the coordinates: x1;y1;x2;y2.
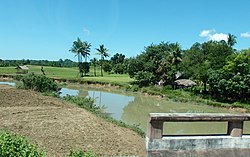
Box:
60;85;250;135
1;81;250;135
0;81;15;86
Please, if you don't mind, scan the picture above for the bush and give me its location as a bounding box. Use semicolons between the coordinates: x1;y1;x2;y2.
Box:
62;95;101;112
15;74;58;93
0;131;45;157
134;71;155;87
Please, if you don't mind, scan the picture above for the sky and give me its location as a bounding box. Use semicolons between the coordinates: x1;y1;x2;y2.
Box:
0;0;250;61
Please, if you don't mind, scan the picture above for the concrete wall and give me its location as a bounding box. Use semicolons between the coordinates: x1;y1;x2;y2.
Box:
146;135;250;157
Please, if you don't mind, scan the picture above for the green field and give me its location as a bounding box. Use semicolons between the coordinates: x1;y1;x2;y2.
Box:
0;65;133;85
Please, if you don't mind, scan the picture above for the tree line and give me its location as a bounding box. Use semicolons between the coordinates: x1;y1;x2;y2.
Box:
68;34;249;103
0;59;78;67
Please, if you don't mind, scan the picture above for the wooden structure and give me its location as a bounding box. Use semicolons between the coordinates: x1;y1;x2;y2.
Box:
147;113;250;139
15;65;29;74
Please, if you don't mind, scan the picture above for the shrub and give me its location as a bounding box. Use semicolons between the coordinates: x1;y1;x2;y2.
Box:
0;131;45;157
15;74;58;93
62;95;100;112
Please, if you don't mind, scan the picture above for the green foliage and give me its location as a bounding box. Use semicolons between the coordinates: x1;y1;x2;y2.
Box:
62;95;100;112
102;61;112;73
0;59;78;67
127;42;182;86
110;53;125;65
96;44;109;77
134;71;155;87
113;63;126;74
182;41;233;93
15;74;58;93
70;38;91;77
67;149;98;157
0;131;45;157
79;62;90;76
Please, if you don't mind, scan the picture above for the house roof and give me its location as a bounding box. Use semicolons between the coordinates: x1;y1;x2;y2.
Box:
174;79;197;87
15;65;29;70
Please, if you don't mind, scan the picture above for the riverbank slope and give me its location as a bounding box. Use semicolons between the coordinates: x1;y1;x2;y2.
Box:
0;85;145;156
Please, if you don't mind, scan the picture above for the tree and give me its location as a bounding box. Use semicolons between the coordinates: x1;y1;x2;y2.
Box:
227;33;237;48
96;44;109;77
111;53;125;65
91;58;97;76
208;49;250;102
127;42;176;86
182;41;233;93
168;42;182;69
69;38;91;77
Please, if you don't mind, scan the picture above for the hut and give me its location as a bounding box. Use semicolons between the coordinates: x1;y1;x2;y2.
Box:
15;65;29;74
173;79;196;89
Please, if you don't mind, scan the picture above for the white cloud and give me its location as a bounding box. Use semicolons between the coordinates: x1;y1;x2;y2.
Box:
208;33;228;42
83;27;90;35
199;29;228;42
241;32;250;38
199;29;212;37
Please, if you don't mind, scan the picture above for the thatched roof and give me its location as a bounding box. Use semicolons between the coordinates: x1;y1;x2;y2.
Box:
174;79;197;87
15;65;29;70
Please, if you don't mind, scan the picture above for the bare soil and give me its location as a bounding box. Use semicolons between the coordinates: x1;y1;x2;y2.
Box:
0;85;145;156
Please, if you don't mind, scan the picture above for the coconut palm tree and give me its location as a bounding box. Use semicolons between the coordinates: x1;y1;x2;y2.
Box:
69;38;91;77
91;57;97;76
227;33;237;48
69;38;83;63
168;42;182;69
96;44;109;77
81;41;91;62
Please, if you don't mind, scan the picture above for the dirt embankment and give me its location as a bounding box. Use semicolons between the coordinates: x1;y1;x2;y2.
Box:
0;85;145;156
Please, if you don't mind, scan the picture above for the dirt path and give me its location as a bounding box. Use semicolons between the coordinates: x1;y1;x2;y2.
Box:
0;86;145;156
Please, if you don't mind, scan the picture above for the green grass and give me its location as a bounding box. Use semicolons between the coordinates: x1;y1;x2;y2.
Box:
0;65;133;85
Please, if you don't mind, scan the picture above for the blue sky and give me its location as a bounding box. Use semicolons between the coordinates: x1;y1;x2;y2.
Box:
1;0;250;61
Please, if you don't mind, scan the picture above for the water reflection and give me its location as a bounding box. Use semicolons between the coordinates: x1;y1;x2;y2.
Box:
121;95;238;134
87;91;134;120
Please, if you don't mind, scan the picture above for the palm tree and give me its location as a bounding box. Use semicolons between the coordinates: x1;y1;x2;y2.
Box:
96;44;109;77
91;58;97;76
69;38;91;77
81;41;91;62
168;42;182;69
227;33;237;48
167;42;182;88
69;38;83;63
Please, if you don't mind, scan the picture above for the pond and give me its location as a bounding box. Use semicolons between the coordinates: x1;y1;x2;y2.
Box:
61;84;250;135
1;81;250;135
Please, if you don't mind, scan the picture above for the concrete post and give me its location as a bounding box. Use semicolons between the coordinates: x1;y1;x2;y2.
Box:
227;121;243;137
147;120;163;139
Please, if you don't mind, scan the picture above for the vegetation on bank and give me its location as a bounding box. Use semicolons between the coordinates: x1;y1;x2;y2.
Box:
0;131;45;157
0;131;98;157
62;95;145;137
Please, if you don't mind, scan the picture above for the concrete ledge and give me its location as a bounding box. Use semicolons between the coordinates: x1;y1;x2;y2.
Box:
146;135;250;157
149;113;250;122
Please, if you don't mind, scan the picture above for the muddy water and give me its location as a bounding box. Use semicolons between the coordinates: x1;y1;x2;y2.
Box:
60;86;250;135
1;81;250;135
